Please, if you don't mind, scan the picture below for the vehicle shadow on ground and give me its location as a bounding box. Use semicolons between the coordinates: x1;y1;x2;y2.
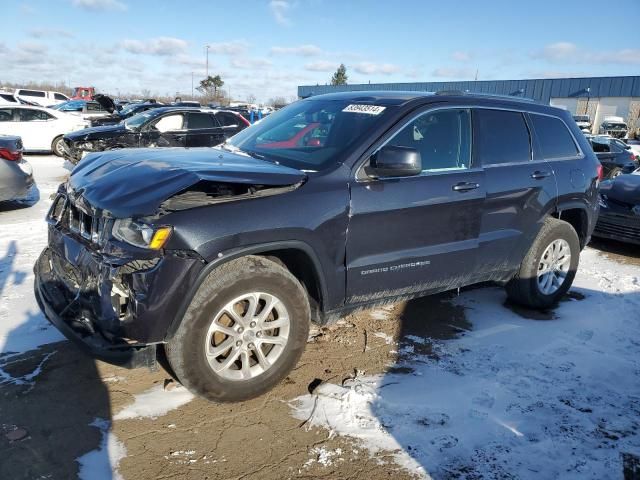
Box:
589;237;640;260
0;285;118;479
370;286;640;478
0;240;21;298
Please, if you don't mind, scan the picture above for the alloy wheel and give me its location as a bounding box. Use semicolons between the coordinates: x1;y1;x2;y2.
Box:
537;239;571;295
204;292;290;381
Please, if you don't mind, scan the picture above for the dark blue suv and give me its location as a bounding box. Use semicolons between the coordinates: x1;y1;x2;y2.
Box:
35;91;600;402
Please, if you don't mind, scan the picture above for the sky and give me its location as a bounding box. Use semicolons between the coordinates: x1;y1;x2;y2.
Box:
1;0;639;103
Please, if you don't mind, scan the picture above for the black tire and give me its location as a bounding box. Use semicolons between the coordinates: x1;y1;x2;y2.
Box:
608;167;623;179
165;255;310;402
51;136;65;157
506;217;580;309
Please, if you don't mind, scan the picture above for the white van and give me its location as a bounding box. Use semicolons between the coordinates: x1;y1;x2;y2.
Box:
13;89;70;107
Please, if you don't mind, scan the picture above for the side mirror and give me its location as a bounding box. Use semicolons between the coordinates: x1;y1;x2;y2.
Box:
366;145;422;178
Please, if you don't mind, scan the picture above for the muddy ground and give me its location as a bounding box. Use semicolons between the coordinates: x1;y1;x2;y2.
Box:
1;242;638;480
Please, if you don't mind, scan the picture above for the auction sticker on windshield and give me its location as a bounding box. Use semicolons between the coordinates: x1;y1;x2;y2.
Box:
342;104;386;115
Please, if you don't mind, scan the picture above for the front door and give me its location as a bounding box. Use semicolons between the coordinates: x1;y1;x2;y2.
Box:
141;113;187;148
346;108;486;303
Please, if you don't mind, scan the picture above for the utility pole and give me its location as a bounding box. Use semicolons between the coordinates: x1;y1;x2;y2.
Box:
205;45;210;79
191;72;194;98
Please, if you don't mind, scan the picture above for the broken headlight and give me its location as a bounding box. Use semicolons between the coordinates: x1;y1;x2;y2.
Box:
112;219;172;250
79;140;105;151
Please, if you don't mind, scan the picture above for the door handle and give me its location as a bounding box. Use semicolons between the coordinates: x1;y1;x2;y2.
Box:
530;170;551;180
452;182;480;192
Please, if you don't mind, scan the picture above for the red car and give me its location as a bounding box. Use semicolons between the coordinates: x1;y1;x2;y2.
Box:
257;120;325;148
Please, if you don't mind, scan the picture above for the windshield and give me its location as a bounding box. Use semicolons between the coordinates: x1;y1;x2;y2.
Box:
228;99;393;170
603;123;627;129
120;103;145;116
573;115;589;122
124;110;158;129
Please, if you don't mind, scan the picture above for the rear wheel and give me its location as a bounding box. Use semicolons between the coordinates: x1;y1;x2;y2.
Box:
166;256;310;402
51;136;65;157
608;167;623;179
506;217;580;309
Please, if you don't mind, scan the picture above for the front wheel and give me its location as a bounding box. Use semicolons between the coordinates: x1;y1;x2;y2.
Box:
51;136;65;157
608;167;623;179
506;217;580;309
165;256;310;402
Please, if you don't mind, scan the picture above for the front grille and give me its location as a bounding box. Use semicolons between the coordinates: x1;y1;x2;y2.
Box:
48;193;108;245
68;202;107;243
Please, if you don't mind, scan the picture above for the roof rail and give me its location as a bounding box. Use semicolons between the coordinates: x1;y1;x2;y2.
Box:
435;89;537;102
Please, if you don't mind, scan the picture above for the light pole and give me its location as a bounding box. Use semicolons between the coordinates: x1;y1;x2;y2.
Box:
191;72;194;99
205;44;210;79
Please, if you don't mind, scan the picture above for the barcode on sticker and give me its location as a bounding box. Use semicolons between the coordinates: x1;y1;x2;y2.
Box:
342;104;386;115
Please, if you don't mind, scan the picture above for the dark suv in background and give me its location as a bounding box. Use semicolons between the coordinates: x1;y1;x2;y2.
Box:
62;107;250;163
36;91;600;402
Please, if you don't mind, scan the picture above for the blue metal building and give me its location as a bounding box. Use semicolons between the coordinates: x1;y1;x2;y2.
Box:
297;76;640;104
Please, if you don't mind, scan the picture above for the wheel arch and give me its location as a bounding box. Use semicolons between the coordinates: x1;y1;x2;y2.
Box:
551;203;591;249
164;241;329;340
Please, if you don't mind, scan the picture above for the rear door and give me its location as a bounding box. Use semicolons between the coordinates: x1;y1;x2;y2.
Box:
185;112;222;147
346;107;486;302
474;108;557;275
215;111;246;141
140;112;187;147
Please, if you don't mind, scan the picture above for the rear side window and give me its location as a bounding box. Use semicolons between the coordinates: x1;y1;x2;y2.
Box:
54;93;68;101
0;94;16;102
386;109;472;171
530;114;579;159
216;112;242;127
18;89;46;98
474;109;531;165
0;108;13;121
187;112;217;129
18;109;53;121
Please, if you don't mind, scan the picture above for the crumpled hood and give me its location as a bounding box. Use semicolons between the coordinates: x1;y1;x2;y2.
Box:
65;123;126;140
600;172;640;204
69;147;307;217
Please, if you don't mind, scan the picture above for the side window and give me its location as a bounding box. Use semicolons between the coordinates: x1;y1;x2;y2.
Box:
386;109;472;171
187;112;216;129
530;114;579;159
54;93;68;101
18;109;53;121
18;89;46;98
216;112;241;127
590;140;610;153
153;114;184;132
474;109;531;165
0;108;14;122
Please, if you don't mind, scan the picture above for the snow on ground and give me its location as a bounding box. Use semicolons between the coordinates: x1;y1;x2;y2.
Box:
76;418;127;480
291;249;640;479
0;155;67;357
114;384;195;420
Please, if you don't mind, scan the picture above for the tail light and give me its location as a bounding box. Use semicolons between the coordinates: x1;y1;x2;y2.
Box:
596;164;604;181
0;147;22;161
236;113;250;127
630;152;637;162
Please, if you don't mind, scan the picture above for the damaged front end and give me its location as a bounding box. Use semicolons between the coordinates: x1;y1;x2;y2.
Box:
34;148;307;368
34;188;205;368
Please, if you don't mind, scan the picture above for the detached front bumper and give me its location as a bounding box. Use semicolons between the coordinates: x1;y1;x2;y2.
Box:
34;223;205;368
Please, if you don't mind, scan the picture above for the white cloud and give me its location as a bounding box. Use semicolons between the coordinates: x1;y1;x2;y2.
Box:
230;57;272;69
205;41;250;56
353;62;400;75
304;60;339;72
452;51;472;62
71;0;127;11
120;37;188;56
532;42;640;65
269;0;292;26
431;67;476;79
27;27;74;39
270;44;323;56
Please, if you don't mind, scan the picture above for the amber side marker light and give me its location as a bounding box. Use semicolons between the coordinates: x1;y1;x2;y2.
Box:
149;226;173;250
